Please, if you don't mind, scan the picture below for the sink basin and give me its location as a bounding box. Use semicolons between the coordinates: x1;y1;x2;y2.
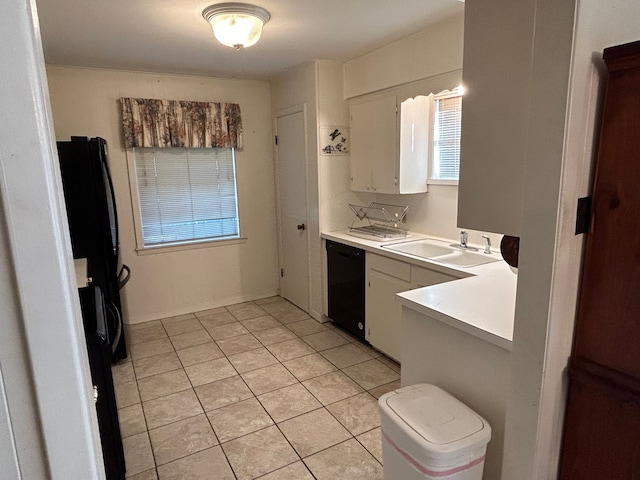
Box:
383;239;454;258
430;250;501;268
383;238;501;268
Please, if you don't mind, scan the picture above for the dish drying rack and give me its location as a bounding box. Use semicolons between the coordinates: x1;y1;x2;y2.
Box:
348;202;409;240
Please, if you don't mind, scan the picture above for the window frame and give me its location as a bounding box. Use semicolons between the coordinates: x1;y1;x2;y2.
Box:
126;147;246;255
427;87;463;186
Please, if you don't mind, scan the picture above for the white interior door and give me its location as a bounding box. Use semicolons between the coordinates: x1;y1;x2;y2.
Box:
275;109;309;311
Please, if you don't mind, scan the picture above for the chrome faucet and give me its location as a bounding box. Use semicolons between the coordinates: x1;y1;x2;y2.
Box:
460;230;468;248
482;235;491;254
450;230;479;251
451;230;479;250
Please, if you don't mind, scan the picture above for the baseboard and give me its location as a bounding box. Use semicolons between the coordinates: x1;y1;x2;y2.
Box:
125;290;280;324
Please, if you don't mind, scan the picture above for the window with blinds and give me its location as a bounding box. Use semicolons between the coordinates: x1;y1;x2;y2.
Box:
132;148;239;247
430;93;462;182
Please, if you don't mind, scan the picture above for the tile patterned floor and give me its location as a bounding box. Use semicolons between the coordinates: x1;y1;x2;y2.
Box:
112;296;401;479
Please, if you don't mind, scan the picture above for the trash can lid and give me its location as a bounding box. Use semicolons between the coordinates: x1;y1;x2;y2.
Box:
384;384;485;445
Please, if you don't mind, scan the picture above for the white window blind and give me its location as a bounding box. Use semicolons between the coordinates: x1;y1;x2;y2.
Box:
431;94;462;181
133;148;239;247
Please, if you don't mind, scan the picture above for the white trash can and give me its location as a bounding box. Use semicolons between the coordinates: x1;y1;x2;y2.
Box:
379;384;491;480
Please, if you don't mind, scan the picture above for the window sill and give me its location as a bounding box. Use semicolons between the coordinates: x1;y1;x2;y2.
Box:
427;179;459;186
135;236;248;256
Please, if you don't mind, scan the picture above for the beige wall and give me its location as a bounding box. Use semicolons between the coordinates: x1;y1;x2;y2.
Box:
46;66;279;324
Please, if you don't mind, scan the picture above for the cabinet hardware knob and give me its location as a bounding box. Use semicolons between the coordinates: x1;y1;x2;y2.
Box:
297;223;306;231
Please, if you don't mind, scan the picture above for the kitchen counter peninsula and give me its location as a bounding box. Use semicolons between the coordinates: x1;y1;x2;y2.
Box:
321;230;516;480
321;230;517;351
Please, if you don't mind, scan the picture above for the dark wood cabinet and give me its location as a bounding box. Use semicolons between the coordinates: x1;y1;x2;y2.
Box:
559;40;640;479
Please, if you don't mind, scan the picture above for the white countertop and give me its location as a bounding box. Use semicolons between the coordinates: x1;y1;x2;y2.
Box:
322;230;517;351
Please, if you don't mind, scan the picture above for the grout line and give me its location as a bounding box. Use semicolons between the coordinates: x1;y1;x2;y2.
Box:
117;296;396;478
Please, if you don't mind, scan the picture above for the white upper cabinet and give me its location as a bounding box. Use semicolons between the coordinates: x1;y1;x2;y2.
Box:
350;95;398;193
350;95;429;194
399;95;431;194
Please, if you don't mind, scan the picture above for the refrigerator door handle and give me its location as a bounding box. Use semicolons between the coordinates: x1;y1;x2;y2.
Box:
104;300;122;356
118;264;131;290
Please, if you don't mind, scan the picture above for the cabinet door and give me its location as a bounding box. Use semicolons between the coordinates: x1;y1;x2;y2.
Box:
399;96;430;194
350;95;398;193
367;269;410;362
349;108;371;192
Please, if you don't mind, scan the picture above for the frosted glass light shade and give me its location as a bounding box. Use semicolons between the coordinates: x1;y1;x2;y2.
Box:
203;3;270;49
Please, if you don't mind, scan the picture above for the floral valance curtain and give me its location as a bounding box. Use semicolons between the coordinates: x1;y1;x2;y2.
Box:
120;97;243;149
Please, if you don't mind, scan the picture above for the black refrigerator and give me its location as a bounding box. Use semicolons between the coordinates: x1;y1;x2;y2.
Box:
58;137;129;480
57;136;129;362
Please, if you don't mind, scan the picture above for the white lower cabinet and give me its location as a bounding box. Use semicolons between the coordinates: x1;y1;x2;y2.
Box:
367;269;411;362
366;253;457;362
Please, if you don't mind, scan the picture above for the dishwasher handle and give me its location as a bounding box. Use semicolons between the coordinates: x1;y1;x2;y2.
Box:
337;249;361;258
326;240;363;258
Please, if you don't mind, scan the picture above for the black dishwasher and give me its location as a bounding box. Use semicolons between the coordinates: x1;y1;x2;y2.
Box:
326;240;366;340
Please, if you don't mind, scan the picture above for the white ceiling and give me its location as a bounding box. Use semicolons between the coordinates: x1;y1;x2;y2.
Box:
35;0;464;80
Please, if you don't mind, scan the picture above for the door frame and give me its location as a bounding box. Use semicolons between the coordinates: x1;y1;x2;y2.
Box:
0;0;105;477
273;104;312;310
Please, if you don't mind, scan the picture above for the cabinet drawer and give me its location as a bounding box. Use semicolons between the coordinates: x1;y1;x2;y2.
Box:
368;253;411;281
411;265;457;288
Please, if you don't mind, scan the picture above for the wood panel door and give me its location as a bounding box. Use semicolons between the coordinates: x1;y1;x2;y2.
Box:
559;40;640;479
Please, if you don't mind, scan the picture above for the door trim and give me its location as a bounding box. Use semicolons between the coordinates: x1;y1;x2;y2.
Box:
273;104;311;310
0;1;105;477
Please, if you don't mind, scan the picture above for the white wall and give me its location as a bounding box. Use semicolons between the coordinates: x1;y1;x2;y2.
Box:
0;196;51;480
344;13;465;98
315;61;373;316
507;1;640;478
317;60;371;234
499;1;577;477
402;307;511;480
46;66;279;324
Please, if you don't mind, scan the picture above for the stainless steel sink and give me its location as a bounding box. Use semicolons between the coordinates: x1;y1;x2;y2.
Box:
383;238;501;268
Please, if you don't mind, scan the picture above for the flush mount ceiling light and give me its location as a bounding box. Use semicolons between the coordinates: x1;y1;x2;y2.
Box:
202;3;271;50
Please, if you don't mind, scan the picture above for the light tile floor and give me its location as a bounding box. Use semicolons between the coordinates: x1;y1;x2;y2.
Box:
112;296;401;480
